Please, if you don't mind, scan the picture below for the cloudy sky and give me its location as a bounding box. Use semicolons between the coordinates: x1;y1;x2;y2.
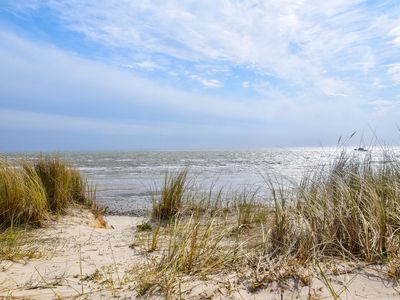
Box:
1;1;400;151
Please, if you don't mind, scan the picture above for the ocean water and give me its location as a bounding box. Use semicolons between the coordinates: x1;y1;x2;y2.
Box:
6;147;398;215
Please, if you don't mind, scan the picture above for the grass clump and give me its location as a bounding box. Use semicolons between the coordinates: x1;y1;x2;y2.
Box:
234;189;259;229
269;150;400;263
0;154;98;264
161;216;233;275
0;158;48;228
34;156;91;213
133;214;239;298
151;169;188;221
137;222;152;232
0;228;41;261
0;155;96;230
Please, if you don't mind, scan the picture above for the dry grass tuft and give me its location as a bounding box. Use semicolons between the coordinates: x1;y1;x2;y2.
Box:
0;228;41;261
34;156;92;213
0;158;48;228
0;155;98;230
94;214;107;228
133;214;240;298
269;151;400;263
151;169;188;221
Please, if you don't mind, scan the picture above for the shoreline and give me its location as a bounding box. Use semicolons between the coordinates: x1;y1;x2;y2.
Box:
103;208;150;217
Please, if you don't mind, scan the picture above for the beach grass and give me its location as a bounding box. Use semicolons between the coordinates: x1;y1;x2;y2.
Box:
151;169;188;221
0;155;96;230
270;150;400;262
0;227;41;261
0;155;99;262
34;156;92;212
0;157;48;228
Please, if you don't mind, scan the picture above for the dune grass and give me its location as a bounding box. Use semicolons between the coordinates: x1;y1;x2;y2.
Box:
0;158;48;228
151;169;188;221
0;155;96;230
0;227;41;261
132;214;241;297
133;149;400;298
0;155;98;261
34;156;92;212
270;150;400;262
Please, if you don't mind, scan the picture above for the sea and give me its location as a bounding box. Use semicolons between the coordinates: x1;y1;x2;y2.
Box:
5;147;398;215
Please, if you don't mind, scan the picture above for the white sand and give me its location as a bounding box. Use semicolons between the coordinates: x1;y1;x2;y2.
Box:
1;208;399;299
0;208;144;299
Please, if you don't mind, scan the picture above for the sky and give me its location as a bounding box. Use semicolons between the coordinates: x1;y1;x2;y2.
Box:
1;0;400;151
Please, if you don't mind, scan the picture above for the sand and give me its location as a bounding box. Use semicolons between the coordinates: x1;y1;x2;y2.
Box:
1;208;399;299
0;208;143;299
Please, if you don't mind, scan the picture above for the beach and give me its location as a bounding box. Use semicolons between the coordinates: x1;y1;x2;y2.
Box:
1;207;399;299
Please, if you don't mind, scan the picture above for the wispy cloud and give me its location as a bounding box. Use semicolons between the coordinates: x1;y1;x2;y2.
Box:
0;30;291;123
134;60;158;71
7;0;398;91
387;63;400;84
368;99;400;116
0;109;158;135
189;75;223;88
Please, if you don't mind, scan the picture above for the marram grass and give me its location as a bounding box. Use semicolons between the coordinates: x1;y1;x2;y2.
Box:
0;155;96;229
151;169;188;221
0;158;47;228
270;150;400;262
34;156;90;212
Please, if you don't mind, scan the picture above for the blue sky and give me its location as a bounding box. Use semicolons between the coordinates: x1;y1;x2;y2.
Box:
1;1;400;151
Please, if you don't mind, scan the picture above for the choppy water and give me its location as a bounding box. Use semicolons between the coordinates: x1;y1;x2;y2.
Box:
6;147;399;215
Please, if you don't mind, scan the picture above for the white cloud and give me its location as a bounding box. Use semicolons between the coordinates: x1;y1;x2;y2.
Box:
389;24;400;47
0;30;272;121
200;79;223;88
369;99;396;106
0;109;157;135
9;0;398;92
167;71;178;77
0;29;374;127
387;63;400;85
134;60;157;70
241;82;250;88
189;75;223;88
368;99;400;116
316;78;350;97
